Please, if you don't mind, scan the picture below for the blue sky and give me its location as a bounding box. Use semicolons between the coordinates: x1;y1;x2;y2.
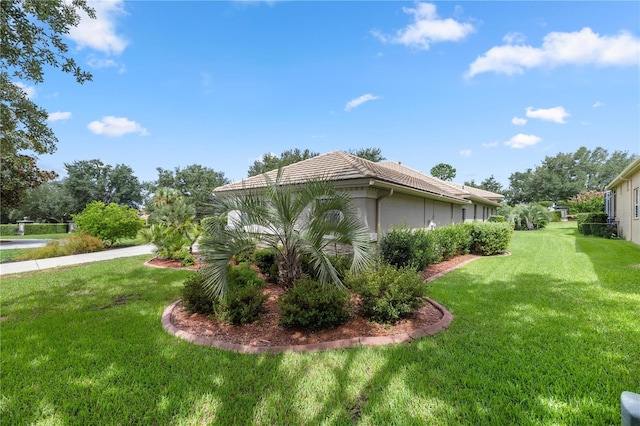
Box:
27;1;640;187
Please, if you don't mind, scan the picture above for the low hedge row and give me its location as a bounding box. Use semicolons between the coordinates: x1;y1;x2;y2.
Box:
24;223;68;235
579;223;616;238
0;224;19;236
380;221;513;270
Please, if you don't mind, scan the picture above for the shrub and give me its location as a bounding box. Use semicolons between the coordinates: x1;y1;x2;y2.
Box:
254;248;277;276
215;284;267;325
432;224;472;260
412;229;442;269
279;278;352;330
227;262;265;288
174;249;195;266
181;273;214;315
470;222;513;256
569;191;605;214
329;253;353;280
16;233;105;260
232;245;255;264
549;211;562;222
0;224;18;236
487;215;505;223
509;203;550;230
346;263;425;324
379;225;414;269
73;201;144;247
24;223;68;235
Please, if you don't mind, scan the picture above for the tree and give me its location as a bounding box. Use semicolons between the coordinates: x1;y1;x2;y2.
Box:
248;148;319;177
73;201;144;247
149;164;229;219
430;163;456;181
8;180;74;223
199;173;374;300
63;160;142;213
464;175;504;194
348;147;385;162
1;0;95;209
505;147;637;204
508;203;550;230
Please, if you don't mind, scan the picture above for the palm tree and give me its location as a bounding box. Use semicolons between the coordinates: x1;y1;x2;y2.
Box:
198;172;374;301
509;203;550;230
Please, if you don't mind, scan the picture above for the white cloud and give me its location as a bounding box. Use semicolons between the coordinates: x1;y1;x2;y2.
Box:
482;141;499;148
459;149;472;156
466;27;640;78
526;106;570;123
48;111;72;122
87;116;149;137
344;94;381;112
68;0;128;55
503;32;526;45
512;117;527;125
14;81;36;99
504;133;541;149
592;101;604;108
372;2;475;50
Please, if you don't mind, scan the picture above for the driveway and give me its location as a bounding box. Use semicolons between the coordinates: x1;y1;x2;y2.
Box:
0;239;49;250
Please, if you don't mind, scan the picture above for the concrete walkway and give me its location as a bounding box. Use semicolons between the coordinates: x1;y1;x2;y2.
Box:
0;244;156;276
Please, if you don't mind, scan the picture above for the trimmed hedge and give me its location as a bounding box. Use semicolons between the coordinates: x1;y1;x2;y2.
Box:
470;222;513;256
487;215;505;223
24;223;68;235
380;222;512;269
0;224;19;236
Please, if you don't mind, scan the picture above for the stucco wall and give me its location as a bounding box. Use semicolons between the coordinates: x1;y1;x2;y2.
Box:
377;192;463;233
612;170;640;245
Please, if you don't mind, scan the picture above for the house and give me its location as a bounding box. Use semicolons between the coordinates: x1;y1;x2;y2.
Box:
213;150;504;240
605;157;640;245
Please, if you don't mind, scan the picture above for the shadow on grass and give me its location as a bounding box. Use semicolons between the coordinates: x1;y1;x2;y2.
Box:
2;254;639;424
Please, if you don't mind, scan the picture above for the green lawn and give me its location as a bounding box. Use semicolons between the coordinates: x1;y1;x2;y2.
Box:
1;223;638;424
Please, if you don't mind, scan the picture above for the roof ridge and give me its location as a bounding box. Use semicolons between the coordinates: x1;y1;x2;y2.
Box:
336;151;377;178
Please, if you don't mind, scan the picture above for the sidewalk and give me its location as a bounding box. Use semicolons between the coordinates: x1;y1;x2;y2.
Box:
0;244;156;276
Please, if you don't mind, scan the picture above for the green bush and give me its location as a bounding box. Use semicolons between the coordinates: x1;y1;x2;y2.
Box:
16;233;105;260
232;245;256;264
174;249;195;266
346;263;425;324
487;215;505;223
181;273;214;315
470;222;513;256
0;224;18;236
549;211;562;222
576;212;608;234
227;262;265;288
329;253;353;280
412;229;442;269
73;201;144;247
380;225;415;269
215;284;267;325
254;248;277;276
279;278;352;330
432;223;472;260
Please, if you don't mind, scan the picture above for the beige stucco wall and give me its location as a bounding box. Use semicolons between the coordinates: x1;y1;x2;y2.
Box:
612;169;640;245
376;192;464;234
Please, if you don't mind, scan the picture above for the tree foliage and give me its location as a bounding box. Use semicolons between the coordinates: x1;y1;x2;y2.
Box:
8;180;73;223
1;0;94;209
149;164;229;219
73;201;144;247
63;160;142;213
199;173;374;300
464;175;504;194
430;163;456;181
505;147;636;204
348;147;385;162
248;148;319;177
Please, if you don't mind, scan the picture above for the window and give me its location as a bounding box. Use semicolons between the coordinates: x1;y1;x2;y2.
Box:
605;190;613;220
634;187;639;219
473;205;477;220
462;208;466;222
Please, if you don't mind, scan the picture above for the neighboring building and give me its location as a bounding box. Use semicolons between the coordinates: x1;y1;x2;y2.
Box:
213;150;504;240
605;157;640;245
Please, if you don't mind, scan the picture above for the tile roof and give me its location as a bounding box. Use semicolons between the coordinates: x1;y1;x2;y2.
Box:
214;150;468;203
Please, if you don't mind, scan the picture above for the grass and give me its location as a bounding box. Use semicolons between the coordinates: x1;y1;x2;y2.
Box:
1;222;638;424
0;249;30;263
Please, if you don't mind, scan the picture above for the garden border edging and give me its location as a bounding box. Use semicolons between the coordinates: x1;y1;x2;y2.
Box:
161;298;453;354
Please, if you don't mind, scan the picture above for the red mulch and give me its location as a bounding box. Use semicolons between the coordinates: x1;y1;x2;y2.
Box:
150;254;479;347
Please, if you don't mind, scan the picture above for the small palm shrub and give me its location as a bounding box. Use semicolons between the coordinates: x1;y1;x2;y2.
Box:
182;272;214;315
509;203;550;230
346;264;425;324
279;278;352;330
